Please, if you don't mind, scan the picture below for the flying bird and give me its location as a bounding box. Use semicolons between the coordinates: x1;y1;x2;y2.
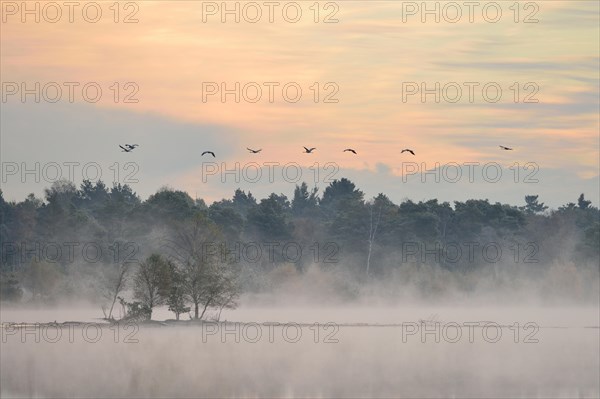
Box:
303;147;316;153
401;149;415;155
202;151;216;157
119;145;132;152
247;148;262;153
125;144;139;150
344;149;357;154
499;146;513;150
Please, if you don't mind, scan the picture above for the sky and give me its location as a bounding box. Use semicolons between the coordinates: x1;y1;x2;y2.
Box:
1;0;598;208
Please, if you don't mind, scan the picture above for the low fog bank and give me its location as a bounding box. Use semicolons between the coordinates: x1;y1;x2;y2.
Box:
1;260;598;326
2;325;599;398
3;257;599;307
239;261;600;308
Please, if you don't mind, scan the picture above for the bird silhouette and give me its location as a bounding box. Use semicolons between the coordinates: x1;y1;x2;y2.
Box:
401;149;415;155
247;148;262;153
202;151;216;157
125;144;139;150
119;145;132;152
344;149;357;154
303;147;316;153
499;146;513;150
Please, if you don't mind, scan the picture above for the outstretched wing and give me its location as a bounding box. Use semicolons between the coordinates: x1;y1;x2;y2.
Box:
119;145;130;152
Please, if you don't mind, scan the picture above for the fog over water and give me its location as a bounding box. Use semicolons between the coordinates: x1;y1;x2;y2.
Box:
1;298;598;398
2;0;599;395
2;254;600;397
2;235;599;398
2;303;599;326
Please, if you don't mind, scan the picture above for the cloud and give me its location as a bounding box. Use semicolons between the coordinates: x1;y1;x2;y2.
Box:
1;1;597;207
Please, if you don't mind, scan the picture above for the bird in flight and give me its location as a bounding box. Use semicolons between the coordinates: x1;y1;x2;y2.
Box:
303;147;316;153
401;149;415;155
499;146;513;151
119;145;132;152
202;151;216;157
344;149;357;154
247;148;262;153
125;144;139;150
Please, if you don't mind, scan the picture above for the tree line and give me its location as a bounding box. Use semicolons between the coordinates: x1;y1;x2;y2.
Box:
0;178;598;317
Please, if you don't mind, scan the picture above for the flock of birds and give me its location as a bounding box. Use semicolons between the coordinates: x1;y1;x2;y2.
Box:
119;144;513;157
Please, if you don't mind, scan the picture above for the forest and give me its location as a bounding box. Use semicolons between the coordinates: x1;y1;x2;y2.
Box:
1;178;598;320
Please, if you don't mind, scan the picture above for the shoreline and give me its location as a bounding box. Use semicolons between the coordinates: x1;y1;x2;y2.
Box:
2;320;597;329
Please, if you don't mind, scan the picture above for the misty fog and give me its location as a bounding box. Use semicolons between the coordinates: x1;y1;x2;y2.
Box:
2;177;600;397
3;0;600;395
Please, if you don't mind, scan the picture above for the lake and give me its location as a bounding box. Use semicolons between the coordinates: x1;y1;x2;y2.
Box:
1;305;598;398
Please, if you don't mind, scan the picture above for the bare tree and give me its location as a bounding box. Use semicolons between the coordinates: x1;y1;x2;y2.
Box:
103;262;132;320
215;283;239;321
